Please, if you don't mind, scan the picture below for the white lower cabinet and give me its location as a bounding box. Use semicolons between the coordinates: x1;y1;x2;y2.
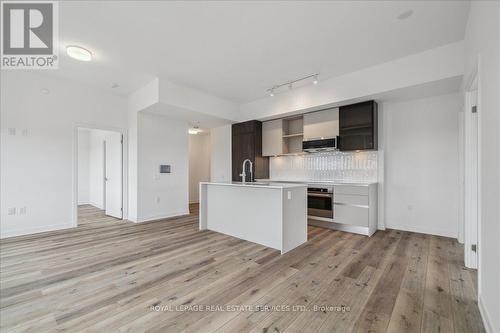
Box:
333;204;369;227
333;183;377;235
309;183;377;236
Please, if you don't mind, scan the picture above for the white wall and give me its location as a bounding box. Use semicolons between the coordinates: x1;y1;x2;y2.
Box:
0;71;127;238
382;93;460;238
239;42;464;121
210;124;232;182
77;129;90;204
189;133;211;203
463;2;500;332
136;112;189;222
89;130;106;209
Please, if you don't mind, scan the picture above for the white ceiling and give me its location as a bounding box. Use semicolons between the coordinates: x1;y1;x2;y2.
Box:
53;1;470;102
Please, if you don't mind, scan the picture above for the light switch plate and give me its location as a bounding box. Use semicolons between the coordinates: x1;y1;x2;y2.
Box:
160;165;171;173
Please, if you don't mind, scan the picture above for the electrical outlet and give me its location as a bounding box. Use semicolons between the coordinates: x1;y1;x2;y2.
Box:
287;191;292;200
19;207;26;215
8;207;16;215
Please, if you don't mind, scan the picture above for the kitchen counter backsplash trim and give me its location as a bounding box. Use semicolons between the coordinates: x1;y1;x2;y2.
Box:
269;151;378;183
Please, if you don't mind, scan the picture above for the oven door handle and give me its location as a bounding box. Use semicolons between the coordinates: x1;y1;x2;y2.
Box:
307;193;333;198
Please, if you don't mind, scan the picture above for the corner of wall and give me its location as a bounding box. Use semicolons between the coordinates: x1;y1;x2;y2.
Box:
479;294;494;333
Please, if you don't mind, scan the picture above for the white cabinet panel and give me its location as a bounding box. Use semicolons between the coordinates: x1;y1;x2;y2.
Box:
262;119;284;156
303;108;339;140
334;185;369;196
333;204;369;227
334;194;369;206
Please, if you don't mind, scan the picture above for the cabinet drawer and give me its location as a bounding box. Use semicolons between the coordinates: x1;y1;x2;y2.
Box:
334;194;368;206
334;185;368;196
333;204;368;227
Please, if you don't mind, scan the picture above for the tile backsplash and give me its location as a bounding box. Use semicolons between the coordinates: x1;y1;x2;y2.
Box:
269;151;378;182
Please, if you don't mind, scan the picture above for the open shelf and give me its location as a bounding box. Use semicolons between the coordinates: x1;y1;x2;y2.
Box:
282;115;304;154
284;135;303;154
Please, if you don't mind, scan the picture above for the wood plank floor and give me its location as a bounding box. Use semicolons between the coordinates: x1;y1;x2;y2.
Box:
77;204;123;227
0;204;485;333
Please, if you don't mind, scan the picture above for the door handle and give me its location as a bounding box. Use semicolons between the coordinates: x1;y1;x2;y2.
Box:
308;193;333;198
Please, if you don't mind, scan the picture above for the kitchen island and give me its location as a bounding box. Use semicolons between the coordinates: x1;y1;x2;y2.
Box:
199;182;307;254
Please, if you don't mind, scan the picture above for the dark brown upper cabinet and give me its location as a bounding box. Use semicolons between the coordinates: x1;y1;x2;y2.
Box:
232;120;269;182
339;100;378;151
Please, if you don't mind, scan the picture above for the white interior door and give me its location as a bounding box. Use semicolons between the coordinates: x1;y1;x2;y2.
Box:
105;132;123;219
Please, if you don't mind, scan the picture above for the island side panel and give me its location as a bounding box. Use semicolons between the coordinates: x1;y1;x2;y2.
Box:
281;186;308;253
199;183;208;230
206;184;282;251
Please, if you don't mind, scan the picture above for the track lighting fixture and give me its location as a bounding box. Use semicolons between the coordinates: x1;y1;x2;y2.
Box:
266;73;319;97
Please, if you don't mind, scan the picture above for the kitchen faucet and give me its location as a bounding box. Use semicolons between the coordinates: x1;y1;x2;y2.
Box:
240;159;253;183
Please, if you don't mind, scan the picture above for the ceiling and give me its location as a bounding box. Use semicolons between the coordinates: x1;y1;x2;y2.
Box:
53;1;470;102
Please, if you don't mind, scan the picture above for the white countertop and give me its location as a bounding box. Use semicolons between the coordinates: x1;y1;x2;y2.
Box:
200;181;307;189
255;179;377;186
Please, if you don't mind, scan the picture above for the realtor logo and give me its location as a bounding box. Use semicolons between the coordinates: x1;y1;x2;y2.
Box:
1;1;58;69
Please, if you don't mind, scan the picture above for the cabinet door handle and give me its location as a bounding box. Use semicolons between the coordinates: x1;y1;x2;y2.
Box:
308;193;333;198
334;202;369;209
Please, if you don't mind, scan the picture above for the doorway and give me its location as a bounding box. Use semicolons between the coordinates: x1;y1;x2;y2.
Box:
188;129;211;214
77;128;123;225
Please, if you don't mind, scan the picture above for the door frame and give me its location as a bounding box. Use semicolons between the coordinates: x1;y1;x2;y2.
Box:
73;125;128;227
103;139;107;212
463;60;481;272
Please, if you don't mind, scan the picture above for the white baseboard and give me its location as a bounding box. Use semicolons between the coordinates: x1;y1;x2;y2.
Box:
478;294;494;333
89;201;104;210
385;223;456;238
0;223;75;239
135;211;190;223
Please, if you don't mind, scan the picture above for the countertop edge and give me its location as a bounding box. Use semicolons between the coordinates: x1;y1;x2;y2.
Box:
255;179;377;186
200;182;307;189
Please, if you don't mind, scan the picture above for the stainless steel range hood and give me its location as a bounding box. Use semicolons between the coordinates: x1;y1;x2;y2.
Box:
302;137;338;153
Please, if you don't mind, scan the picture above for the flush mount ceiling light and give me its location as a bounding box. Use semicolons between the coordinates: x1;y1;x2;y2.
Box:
313;74;319;85
188;125;201;135
397;9;413;20
66;45;93;61
266;73;319;97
